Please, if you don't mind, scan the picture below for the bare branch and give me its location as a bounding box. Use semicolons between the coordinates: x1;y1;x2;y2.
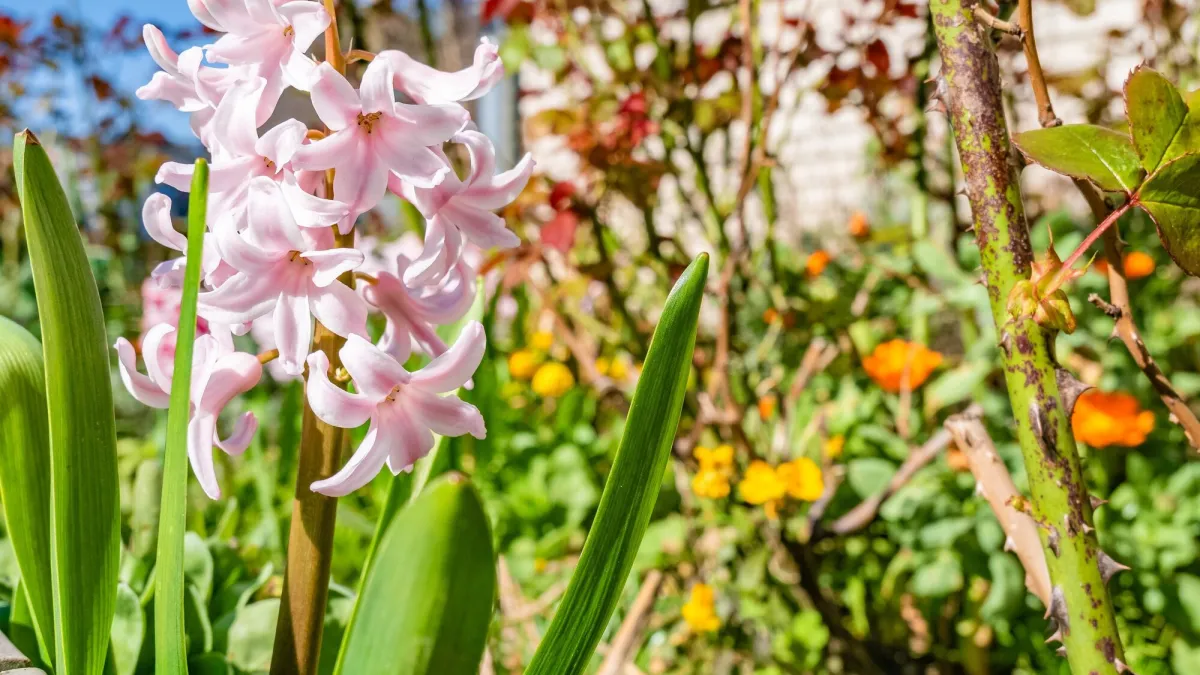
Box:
595;571;664;675
828;429;952;535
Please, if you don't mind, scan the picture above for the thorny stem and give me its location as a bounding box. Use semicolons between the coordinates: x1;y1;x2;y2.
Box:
271;6;353;675
929;1;1127;673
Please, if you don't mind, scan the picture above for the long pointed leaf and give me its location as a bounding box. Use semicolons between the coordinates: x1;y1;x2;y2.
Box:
525;253;708;675
337;474;496;675
154;159;209;674
0;317;53;661
15;130;120;675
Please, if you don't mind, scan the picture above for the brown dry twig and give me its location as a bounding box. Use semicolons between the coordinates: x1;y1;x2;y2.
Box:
1016;0;1060;127
944;407;1051;605
595;571;665;675
827;429;953;535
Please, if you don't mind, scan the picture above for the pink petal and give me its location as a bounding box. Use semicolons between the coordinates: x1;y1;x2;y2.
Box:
244;0;283;25
290;126;357;172
209;156;263;193
187;0;225;30
379;39;502;105
310;422;388;496
198;351;263;414
309;280;370;339
190;0;249;31
199;273;278;325
442;202;519;249
338;334;409;399
410;321;485;393
333;140;389;232
359;57;396;115
141;322;178;392
463;152;535;210
302;248;364;287
385;409;434;474
188;414;222;499
376;320;414;364
215;412;258;455
211;76;265;157
280;48;318;91
309;62;360;130
278;0;330;52
142;193;187;252
256;68;287;124
455;130;496;185
257;119;308;168
305;350;376;427
391;102;470;148
246;176;308;251
407;390;486;439
275;291;312;376
137;71;205;111
214;216;288;271
280;173;350;228
142;24;179;74
155;161;195;192
404;217;462;286
114;337;170;408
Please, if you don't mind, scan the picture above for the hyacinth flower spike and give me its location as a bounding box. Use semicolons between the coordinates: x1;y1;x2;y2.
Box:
305;322;488;496
367;255;477;363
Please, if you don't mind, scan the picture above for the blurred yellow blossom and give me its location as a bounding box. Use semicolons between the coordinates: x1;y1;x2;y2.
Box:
1072;390;1154;447
681;583;720;632
695;444;734;472
531;330;554;351
596;355;630;381
692;470;730;499
532;362;575;398
777;458;824;501
863;339;943;392
508;350;539;380
824;435;844;459
739;461;786;509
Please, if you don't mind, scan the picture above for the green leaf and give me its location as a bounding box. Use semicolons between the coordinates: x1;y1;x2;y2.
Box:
1124;65;1198;172
183;533;215;603
338;475;496;675
846;458;897;498
10;581;46;666
525;253;708;675
923;361;989;417
15;129;120;675
227;599;279;673
910;553;963;598
0;316;53;660
154;158;210;674
110;584;144;675
1012;124;1144;193
1136;152;1200;275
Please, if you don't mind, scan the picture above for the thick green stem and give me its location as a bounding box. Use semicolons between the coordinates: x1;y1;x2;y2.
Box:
929;2;1127;673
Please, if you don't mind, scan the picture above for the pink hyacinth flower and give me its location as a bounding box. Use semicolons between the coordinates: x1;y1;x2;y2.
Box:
395;130;533;285
137;25;246;145
305;322;488;496
365;255;477;363
291;57;470;233
375;38;503;105
115;323;262;499
199;176;366;374
189;0;330;116
142;192;233;288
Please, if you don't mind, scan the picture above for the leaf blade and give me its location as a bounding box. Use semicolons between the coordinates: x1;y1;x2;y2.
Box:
338;474;496;675
1013;124;1144;192
1136;152;1200;275
15;129;120;675
1125;65;1192;173
524;253;709;675
0;317;54;662
154;159;210;674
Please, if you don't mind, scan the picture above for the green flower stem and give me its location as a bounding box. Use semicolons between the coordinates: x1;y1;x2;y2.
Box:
929;2;1127;673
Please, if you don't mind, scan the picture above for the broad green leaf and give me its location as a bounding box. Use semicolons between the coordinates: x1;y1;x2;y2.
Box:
10;582;45;666
183;533;215;603
525;253;708;675
227;599;279;673
184;584;213;655
155;158;210;674
1135;152;1200;275
1125;65;1196;172
922;361;989;416
846;458;897;498
15;130;120;675
910;553;963;598
0;317;53;659
338;474;496;675
110;584;144;675
1013;124;1144;193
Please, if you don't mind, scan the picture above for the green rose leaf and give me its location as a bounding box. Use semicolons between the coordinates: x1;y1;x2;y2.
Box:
1135;152;1200;275
1124;65;1198;172
1013;124;1144;193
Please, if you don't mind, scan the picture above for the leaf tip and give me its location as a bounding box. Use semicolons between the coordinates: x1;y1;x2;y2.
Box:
16;129;40;146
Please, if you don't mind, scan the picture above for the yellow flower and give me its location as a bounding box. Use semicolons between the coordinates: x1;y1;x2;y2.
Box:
532;362;575;398
739;461;786;507
508;349;539;380
824;435;845;459
695;444;734;473
595;357;611;377
862;339;943;393
608;358;629;381
534;558;548;573
531;330;554;351
777;458;824;501
692;469;730;499
681;584;720;632
1072;390;1155;447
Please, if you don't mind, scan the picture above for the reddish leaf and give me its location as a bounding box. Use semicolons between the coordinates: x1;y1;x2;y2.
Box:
542;210;580;253
865;40;890;78
481;0;523;24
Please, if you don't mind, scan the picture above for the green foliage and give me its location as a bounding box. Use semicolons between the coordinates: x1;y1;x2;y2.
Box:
14;130;121;675
1013;124;1144;193
1136;154;1200;275
1124;66;1200;173
338;474;496;675
0;317;53;660
156;158;210;674
525;253;708;675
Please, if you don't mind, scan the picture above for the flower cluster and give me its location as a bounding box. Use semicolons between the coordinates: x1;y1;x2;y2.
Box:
681;583;720;633
691;444;734;499
738;458;824;518
862;339;943;393
1072;390;1155;447
118;0;532;498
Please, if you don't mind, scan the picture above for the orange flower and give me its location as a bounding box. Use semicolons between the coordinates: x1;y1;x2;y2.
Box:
848;210;870;238
806;250;831;277
762;307;780;325
862;339;943;393
1072;390;1155;447
758;394;777;421
1123;251;1155;279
